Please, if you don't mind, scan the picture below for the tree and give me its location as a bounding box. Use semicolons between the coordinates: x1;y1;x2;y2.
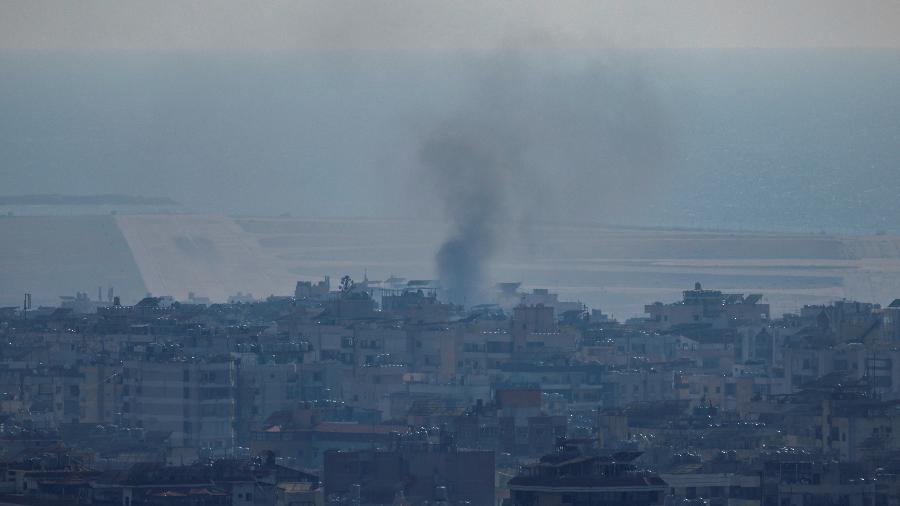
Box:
339;275;354;294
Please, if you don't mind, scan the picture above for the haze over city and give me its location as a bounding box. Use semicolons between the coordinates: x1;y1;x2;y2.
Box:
1;2;900;506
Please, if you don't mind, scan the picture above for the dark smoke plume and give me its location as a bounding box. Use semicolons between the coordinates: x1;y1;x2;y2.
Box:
419;52;669;305
420;123;520;304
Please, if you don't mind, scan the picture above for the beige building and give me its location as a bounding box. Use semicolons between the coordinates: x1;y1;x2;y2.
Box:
78;364;122;424
122;359;235;452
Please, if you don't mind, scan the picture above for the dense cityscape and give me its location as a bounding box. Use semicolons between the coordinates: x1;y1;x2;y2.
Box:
1;276;899;505
4;1;900;505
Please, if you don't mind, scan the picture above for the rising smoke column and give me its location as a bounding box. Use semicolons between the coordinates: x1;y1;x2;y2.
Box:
419;52;669;306
420;124;519;304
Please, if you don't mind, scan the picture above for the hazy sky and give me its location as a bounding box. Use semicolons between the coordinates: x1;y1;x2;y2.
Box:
1;2;899;234
2;0;900;51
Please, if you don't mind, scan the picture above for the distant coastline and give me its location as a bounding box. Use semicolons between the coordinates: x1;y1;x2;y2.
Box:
0;194;178;206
